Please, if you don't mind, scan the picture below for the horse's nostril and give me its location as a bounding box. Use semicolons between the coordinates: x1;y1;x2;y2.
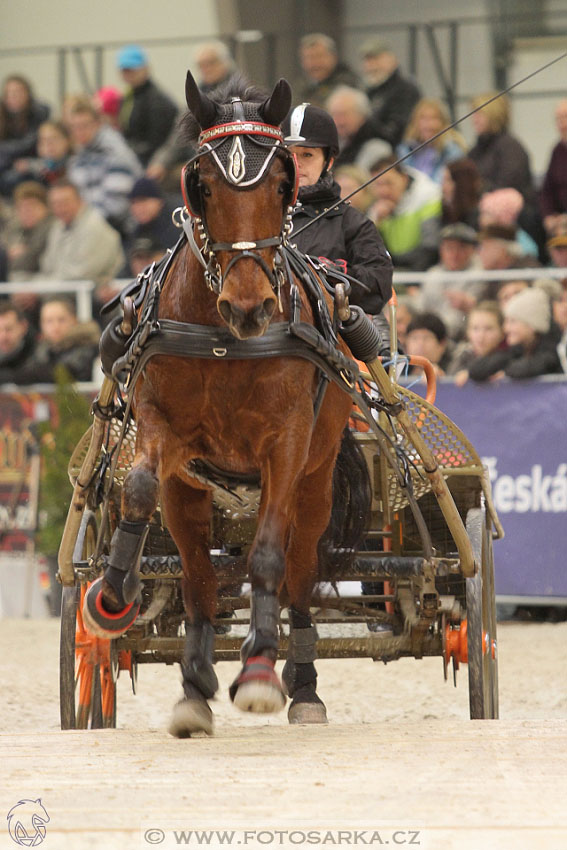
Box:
263;298;276;319
219;297;275;336
218;299;232;324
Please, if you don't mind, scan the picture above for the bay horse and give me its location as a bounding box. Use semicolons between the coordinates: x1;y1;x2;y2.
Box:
84;72;370;736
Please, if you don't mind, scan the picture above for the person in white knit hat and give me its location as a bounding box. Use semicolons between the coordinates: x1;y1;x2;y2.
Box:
473;287;562;380
504;286;551;338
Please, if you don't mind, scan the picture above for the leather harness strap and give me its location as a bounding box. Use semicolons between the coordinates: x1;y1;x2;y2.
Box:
114;317;360;400
107;226;361;411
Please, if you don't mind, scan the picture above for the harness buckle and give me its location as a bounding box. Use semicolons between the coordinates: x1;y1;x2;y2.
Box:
172;206;189;228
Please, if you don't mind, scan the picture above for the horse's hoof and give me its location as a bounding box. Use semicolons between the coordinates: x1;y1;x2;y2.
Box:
230;655;285;714
168;699;213;738
233;680;286;714
82;577;140;639
288;701;328;724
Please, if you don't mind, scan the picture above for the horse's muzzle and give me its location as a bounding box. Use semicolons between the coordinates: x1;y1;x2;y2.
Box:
218;296;277;339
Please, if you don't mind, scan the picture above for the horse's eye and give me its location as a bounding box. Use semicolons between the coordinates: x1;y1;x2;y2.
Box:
278;181;289;195
201;184;212;198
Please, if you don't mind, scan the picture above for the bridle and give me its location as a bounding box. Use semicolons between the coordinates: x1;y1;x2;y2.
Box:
179;99;298;304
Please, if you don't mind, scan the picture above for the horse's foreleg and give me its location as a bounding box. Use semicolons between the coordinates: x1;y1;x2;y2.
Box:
238;512;285;665
103;461;159;609
161;476;219;738
230;432;309;714
229;502;288;714
83;453;159;639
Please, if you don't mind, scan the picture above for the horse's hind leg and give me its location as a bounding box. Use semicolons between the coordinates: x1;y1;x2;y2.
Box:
161;476;219;738
283;606;324;724
83;458;159;639
282;460;338;724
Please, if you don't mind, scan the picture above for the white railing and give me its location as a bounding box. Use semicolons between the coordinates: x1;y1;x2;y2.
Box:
393;267;567;286
1;267;566;325
0;280;96;322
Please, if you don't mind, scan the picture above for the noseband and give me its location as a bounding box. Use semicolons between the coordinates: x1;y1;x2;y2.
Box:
179;99;298;302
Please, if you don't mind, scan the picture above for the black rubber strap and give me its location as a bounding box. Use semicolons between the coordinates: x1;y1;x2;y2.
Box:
287;625;318;663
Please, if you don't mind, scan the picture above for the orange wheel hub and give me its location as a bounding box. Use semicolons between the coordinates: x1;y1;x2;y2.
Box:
76;583;116;726
445;619;496;670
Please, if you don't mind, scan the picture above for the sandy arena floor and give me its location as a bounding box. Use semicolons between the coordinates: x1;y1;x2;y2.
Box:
0;618;565;850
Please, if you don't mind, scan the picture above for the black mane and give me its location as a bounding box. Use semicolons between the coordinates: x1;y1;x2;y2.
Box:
181;74;269;144
210;74;268;106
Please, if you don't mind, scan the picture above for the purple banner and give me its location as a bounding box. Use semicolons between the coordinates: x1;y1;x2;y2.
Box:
430;378;567;598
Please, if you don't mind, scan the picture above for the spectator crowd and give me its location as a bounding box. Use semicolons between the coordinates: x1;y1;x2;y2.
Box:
0;33;566;386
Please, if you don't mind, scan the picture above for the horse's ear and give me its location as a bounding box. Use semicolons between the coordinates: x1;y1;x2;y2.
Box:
185;70;218;129
260;78;292;127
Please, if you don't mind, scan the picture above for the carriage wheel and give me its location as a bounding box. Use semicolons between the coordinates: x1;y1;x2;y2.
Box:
482;507;499;718
59;513;118;729
465;507;499;719
60;584;80;730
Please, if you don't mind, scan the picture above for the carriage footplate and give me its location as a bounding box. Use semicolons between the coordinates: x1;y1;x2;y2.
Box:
229;590;285;714
82;521;149;639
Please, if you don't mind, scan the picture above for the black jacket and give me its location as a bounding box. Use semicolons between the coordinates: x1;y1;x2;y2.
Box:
0;326;36;374
290;177;393;315
0;100;50;170
334;118;392;169
0;321;100;385
127;203;179;250
468;131;535;207
468;325;563;382
365;69;421;148
296;62;360;109
120;79;178;167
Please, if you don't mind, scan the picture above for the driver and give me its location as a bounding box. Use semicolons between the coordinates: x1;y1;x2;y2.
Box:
282;103;393;321
283;104;394;635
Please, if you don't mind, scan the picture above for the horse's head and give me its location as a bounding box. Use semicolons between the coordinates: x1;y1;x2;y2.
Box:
182;72;296;339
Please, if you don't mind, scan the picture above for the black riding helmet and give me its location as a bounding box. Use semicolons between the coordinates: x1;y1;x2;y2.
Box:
281;103;339;178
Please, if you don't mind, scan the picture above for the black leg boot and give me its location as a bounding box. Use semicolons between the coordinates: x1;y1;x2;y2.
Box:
282;607;327;724
229;590;285;713
82;520;149;639
103;520;149;610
